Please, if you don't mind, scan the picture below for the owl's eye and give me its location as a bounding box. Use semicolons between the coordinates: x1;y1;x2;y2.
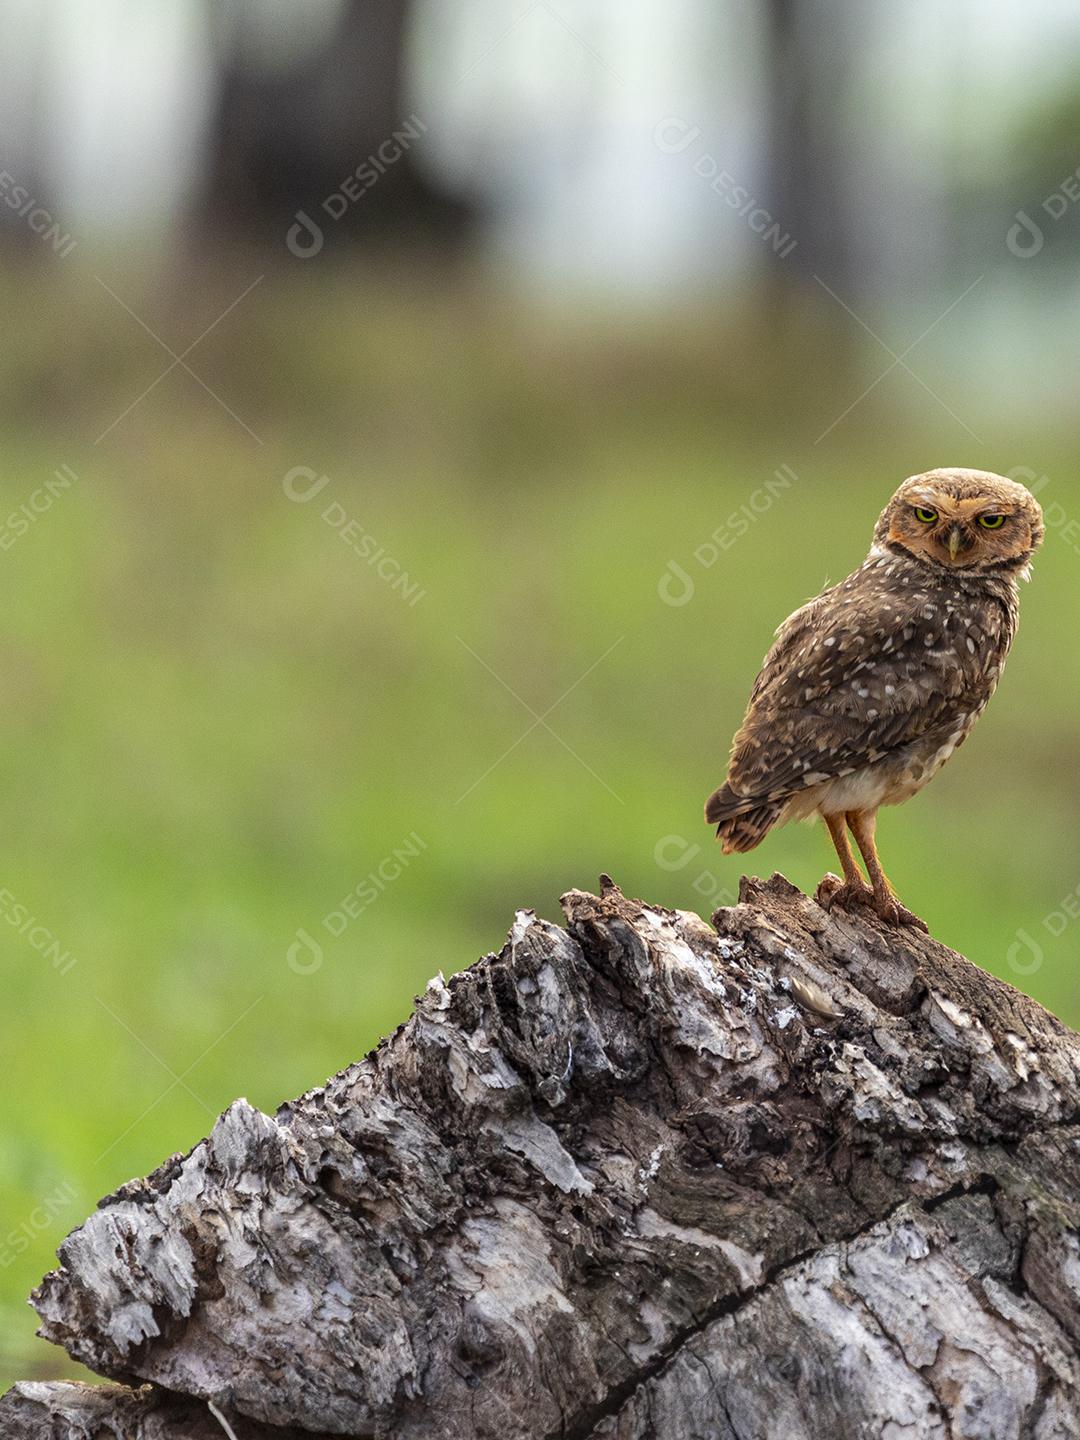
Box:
978;513;1006;529
913;507;938;524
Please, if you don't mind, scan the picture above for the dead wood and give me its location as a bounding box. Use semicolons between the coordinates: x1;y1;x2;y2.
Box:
5;874;1080;1439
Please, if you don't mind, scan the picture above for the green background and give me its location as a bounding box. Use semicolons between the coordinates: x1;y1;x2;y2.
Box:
1;262;1077;1385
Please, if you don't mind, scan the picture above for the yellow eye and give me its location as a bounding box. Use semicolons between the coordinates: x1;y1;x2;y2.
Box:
978;513;1006;529
913;507;938;524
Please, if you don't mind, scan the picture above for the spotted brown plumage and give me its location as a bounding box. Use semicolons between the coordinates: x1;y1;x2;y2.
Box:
704;468;1044;928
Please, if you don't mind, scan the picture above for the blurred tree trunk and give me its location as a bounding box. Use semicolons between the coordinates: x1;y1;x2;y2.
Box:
761;0;860;325
193;0;474;250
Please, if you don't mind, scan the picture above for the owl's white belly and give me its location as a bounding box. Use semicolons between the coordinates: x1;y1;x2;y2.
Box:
783;720;974;823
802;767;900;818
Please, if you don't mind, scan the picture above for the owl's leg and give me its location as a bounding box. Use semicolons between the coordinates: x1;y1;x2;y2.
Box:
815;812;873;911
846;809;928;932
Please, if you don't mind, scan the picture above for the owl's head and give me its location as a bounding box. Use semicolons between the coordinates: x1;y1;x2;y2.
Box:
874;468;1044;576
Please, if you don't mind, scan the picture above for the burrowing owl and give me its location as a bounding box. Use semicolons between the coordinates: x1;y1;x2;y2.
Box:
704;468;1044;928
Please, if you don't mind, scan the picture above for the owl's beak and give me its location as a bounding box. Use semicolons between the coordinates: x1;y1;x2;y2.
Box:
946;525;967;562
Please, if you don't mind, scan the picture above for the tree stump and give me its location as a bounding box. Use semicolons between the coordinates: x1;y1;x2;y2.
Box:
4;874;1080;1439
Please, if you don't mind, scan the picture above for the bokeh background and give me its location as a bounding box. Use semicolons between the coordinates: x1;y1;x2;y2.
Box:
3;0;1080;1387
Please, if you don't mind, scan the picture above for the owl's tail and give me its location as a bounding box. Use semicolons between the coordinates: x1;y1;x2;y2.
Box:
704;782;781;855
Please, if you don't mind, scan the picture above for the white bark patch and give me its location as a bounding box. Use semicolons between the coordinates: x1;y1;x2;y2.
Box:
447;1199;573;1352
491;1112;593;1195
634;1209;765;1289
836;1044;928;1132
928;991;992;1051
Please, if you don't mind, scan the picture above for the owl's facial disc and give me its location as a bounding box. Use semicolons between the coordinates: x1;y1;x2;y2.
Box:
883;479;1040;573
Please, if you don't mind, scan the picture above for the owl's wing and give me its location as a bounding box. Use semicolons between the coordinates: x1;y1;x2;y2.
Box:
714;567;1007;816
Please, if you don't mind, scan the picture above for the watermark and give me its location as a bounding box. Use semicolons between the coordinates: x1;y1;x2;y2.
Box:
658;464;797;606
287;832;428;973
286;116;428;259
1005;878;1080;976
1006;212;1046;260
0;1181;76;1268
0;887;76;974
1007;466;1080;557
0;172;76;258
654;118;796;259
1006;166;1080;258
654;834;737;910
0;464;79;553
283;466;426;607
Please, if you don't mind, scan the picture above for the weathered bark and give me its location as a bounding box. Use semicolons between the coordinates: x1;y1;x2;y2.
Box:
0;1382;334;1439
5;873;1080;1438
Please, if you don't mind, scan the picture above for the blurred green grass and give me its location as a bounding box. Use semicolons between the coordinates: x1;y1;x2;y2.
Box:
1;255;1078;1385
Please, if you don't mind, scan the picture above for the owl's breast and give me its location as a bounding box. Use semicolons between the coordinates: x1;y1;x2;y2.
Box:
796;708;984;821
886;710;983;802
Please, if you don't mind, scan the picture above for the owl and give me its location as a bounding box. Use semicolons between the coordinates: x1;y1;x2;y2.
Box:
704;468;1044;928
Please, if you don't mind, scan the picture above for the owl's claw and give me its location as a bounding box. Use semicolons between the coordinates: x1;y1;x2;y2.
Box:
871;893;930;932
815;874;874;912
816;874;928;932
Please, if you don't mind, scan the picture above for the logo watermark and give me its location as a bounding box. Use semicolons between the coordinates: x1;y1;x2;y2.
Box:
0;464;79;553
286;116;428;259
654;834;737;911
0;172;76;257
658;464;797;606
0;887;76;974
1006;165;1080;258
0;1182;77;1268
287;832;428;973
654;118;796;259
283;466;426;607
1007;466;1080;557
1005;878;1080;976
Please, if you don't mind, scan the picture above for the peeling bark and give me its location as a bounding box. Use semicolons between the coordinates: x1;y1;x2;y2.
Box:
5;874;1080;1438
0;1382;336;1439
